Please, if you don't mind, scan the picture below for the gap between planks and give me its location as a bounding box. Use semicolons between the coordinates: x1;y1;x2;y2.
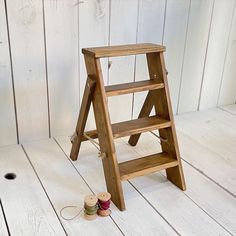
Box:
56;136;233;235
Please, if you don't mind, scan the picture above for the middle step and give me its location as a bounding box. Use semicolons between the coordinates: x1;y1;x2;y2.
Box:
82;116;171;141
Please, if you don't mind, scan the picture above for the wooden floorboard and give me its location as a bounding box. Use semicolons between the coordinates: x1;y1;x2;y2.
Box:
219;104;236;115
119;134;232;235
0;202;8;236
132;132;236;234
22;139;123;236
1;107;236;235
175;108;236;196
0;145;66;236
55;136;178;236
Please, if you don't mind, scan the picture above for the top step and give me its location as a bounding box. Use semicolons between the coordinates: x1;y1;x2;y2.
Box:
82;43;166;58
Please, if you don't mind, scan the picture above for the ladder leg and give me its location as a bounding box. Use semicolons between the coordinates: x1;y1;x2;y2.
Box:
128;91;154;146
84;55;125;210
146;52;186;190
70;77;96;161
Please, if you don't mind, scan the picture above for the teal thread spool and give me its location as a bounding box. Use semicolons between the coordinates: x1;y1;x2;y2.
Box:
84;195;98;220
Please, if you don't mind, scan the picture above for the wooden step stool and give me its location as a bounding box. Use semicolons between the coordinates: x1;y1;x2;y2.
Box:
70;43;186;211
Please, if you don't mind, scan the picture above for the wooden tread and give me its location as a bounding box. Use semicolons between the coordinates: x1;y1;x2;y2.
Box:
82;116;171;141
82;43;165;58
119;152;178;181
105;80;164;97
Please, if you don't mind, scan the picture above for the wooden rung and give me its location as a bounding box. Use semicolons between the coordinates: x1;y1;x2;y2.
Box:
105;80;164;97
82;116;171;141
82;43;165;58
119;152;178;181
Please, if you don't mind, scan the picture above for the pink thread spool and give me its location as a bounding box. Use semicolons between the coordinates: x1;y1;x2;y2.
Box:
97;192;111;217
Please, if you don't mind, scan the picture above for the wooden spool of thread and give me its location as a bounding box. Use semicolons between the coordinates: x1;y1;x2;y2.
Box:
97;192;111;217
84;195;98;220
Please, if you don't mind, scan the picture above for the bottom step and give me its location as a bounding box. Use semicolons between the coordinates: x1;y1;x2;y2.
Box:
119;152;178;181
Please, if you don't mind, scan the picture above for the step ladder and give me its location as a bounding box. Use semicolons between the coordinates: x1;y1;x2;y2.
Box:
70;43;186;211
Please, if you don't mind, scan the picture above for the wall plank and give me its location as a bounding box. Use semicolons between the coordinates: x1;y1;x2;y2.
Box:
44;0;80;136
163;0;190;114
0;0;17;146
132;0;166;118
108;0;139;123
199;0;235;110
178;0;214;113
6;0;49;142
79;0;110;130
218;2;236;106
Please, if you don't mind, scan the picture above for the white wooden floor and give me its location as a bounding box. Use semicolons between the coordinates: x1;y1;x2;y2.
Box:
0;105;236;236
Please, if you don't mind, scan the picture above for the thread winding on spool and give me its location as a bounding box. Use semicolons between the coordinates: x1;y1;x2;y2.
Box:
84;195;98;220
97;192;111;217
60;192;111;221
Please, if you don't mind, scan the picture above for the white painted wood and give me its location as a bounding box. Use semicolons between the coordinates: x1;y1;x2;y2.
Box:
163;0;190;114
0;207;8;236
44;0;80;136
6;0;49;142
175;108;236;168
0;0;17;146
133;0;166;118
218;4;236;106
121;133;232;235
177;131;236;196
56;136;178;235
23;139;122;236
220;104;236;115
0;145;65;236
108;0;139;123
199;0;235;110
79;0;110;130
178;0;214;113
183;162;236;235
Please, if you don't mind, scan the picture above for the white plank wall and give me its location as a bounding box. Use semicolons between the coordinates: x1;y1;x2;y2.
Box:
1;0;236;146
108;0;139;123
163;0;190;114
199;0;235;110
218;2;236;106
5;0;49;142
79;0;110;130
132;0;166;118
43;0;80;136
0;0;17;146
177;0;214;113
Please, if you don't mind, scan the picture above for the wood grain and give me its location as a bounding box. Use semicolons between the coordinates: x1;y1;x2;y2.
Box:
147;52;186;190
0;0;17;146
70;77;95;161
105;80;164;96
81;114;171;142
119;152;178;181
83;43;165;58
0;145;65;235
84;55;125;211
